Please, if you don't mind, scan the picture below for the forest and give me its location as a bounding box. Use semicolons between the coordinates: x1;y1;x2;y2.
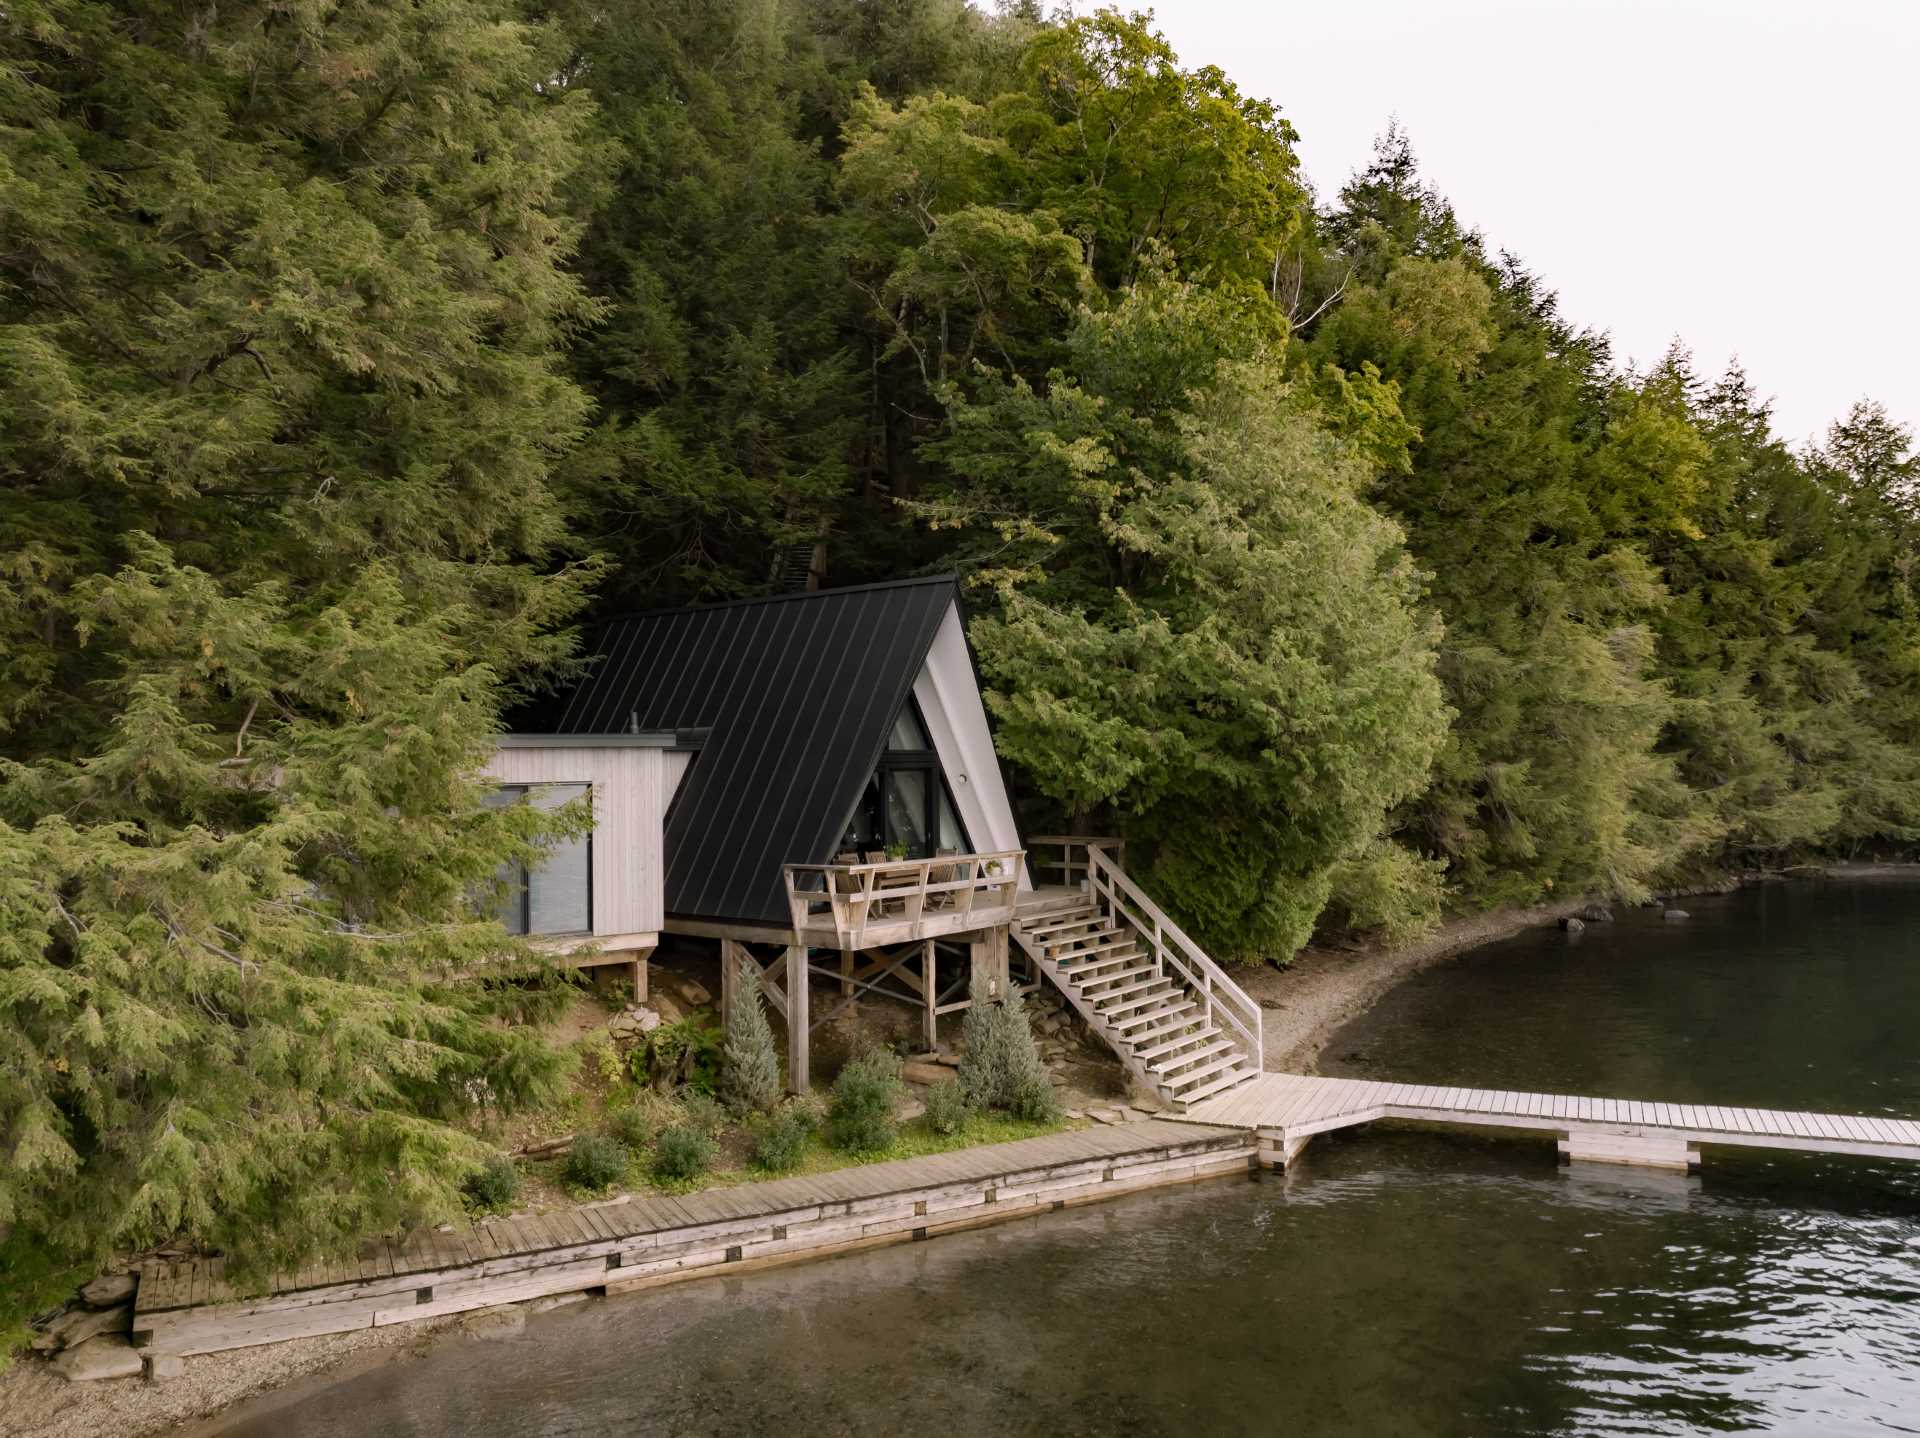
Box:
3;0;1916;1338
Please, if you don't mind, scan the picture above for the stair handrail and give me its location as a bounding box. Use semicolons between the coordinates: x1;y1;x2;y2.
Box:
1077;841;1263;1070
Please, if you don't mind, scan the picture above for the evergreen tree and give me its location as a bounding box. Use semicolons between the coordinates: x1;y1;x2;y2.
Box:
720;959;782;1116
0;0;596;1342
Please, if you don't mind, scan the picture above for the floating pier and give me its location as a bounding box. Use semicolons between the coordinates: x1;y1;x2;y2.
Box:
1180;1072;1920;1170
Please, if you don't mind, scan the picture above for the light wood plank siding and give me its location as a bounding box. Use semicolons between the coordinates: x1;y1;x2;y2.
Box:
484;745;683;937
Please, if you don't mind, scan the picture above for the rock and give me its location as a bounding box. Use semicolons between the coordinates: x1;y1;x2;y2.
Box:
1560;916;1585;934
931;1052;962;1068
32;1302;130;1353
900;1061;949;1086
51;1335;143;1382
1088;1107;1125;1125
1578;903;1614;923
1664;908;1690;921
145;1354;187;1384
898;1100;926;1122
680;980;712;1006
459;1305;527;1340
1064;1109;1087;1121
80;1273;137;1308
527;1292;591;1315
1120;1106;1153;1122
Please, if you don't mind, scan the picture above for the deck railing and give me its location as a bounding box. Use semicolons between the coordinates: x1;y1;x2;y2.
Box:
1039;838;1264;1071
784;850;1026;948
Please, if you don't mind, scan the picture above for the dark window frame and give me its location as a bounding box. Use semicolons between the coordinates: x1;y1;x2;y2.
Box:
850;697;972;860
493;782;594;937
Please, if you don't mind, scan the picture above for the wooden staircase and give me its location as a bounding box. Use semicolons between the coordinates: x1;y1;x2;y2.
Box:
1014;841;1263;1111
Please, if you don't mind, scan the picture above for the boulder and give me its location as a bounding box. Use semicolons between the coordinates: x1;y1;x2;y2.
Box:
899;1061;949;1086
32;1302;130;1353
145;1354;187;1384
1560;916;1586;934
51;1335;143;1383
80;1273;137;1308
1663;908;1690;921
459;1305;527;1340
1578;903;1615;923
527;1292;591;1315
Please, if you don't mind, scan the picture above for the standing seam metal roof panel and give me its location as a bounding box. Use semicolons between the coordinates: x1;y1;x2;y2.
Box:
521;577;960;926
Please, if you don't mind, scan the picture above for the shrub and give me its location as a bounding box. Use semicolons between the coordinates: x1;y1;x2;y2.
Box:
721;960;783;1116
827;1049;901;1153
957;990;1059;1121
749;1101;816;1173
631;1017;723;1094
652;1123;716;1183
678;1091;727;1136
601;1104;655;1149
922;1078;972;1136
562;1133;631;1193
462;1154;522;1213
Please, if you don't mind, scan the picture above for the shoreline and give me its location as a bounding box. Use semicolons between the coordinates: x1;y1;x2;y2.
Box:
8;860;1911;1437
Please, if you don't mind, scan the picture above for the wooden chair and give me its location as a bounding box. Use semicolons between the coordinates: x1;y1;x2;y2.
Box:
924;847;963;912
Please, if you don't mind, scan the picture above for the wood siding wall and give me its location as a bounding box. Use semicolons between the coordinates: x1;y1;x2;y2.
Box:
483;746;679;936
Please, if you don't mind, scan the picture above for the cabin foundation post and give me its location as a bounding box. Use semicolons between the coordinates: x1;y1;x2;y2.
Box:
922;940;938;1049
839;948;855;999
784;944;810;1094
720;939;738;1027
969;925;1010;1005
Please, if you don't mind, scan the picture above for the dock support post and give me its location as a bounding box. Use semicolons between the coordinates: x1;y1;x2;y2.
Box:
1559;1127;1699;1170
1257;1130;1311;1169
784;944;810;1094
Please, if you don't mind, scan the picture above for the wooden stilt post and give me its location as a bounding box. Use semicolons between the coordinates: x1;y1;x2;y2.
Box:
631;956;646;1006
922;940;937;1050
785;944;810;1094
839;947;854;999
719;939;738;1032
968;926;1009;1005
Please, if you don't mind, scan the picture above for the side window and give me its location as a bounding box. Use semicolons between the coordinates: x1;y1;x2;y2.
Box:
487;783;592;936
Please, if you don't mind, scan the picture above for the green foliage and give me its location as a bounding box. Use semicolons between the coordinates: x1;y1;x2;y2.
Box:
650;1125;717;1184
601;1105;657;1150
631;1018;724;1095
1323;839;1448;943
462;1156;523;1215
0;0;598;1340
562;1134;631;1194
827;1050;903;1153
721;961;783;1116
956;992;1058;1121
678;1092;728;1137
748;1101;818;1174
922;1078;974;1136
930;275;1449;958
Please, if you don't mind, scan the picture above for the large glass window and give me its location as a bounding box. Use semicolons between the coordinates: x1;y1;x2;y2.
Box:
488;783;592;936
839;700;971;860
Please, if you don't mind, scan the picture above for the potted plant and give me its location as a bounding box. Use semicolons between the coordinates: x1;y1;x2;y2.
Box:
884;841;908;861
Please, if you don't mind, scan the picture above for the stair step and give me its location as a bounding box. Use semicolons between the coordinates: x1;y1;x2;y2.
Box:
1171;1067;1258;1108
1148;1038;1237;1076
1050;934;1133;964
1164;1053;1245;1091
1111;1000;1202;1036
1021;912;1101;939
1123;1013;1208;1048
1135;1024;1224;1062
1091;977;1176;1010
1100;985;1185;1020
1073;962;1154;992
1063;951;1146;981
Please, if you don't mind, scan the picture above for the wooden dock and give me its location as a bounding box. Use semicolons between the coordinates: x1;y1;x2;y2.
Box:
131;1120;1254;1359
1183;1072;1920;1169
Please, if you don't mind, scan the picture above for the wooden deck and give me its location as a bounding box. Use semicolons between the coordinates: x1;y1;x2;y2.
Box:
131;1120;1254;1358
1184;1072;1920;1168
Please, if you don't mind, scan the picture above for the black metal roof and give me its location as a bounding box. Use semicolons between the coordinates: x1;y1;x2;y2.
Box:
528;577;960;926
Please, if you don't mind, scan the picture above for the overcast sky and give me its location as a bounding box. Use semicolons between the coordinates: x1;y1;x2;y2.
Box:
1146;0;1916;449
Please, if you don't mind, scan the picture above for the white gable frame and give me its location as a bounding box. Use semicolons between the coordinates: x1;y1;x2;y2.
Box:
911;599;1029;892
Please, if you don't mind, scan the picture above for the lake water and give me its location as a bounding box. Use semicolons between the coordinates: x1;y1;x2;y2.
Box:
213;881;1920;1437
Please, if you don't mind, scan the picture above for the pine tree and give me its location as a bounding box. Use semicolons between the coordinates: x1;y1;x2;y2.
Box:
721;959;782;1117
0;0;598;1345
